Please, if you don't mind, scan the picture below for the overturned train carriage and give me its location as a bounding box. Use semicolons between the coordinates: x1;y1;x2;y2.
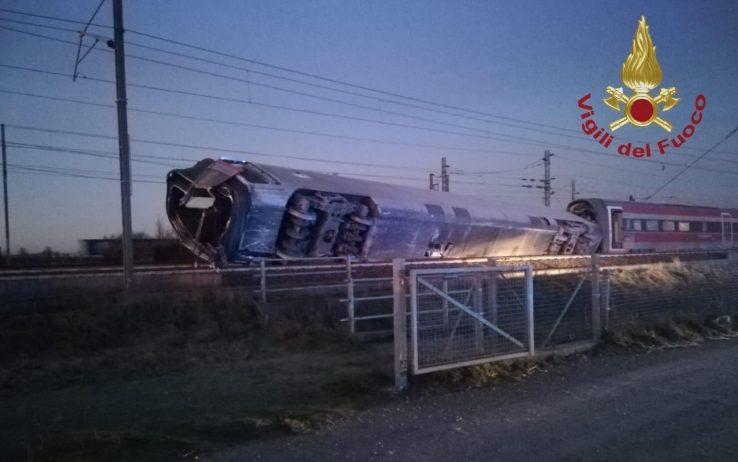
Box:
166;158;602;265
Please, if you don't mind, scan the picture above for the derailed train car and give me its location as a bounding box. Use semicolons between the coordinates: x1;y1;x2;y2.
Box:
166;158;601;266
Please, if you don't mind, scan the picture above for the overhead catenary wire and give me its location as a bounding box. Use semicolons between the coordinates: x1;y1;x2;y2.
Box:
0;7;619;136
0;89;559;160
4;87;738;192
0;12;600;139
0;127;716;194
1;15;736;159
6;131;733;202
0;58;559;149
72;0;106;81
7;163;164;184
4;61;738;178
0;7;109;28
7;139;535;188
1;9;736;206
0;21;562;143
6;87;738;188
643;125;738;201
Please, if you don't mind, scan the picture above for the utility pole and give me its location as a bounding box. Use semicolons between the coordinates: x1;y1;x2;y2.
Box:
543;150;553;207
112;0;134;288
1;124;9;265
520;153;556;205
441;157;450;192
571;180;576;202
429;173;437;191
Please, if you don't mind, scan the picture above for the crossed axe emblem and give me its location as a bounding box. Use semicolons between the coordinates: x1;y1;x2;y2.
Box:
604;86;679;132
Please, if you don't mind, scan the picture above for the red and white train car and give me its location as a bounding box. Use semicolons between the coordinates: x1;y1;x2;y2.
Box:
568;199;737;254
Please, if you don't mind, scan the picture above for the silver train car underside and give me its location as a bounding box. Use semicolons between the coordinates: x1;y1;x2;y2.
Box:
166;158;602;266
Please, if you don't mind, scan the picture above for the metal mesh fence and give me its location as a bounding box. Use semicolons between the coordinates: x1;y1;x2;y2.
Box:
533;269;594;349
606;260;738;330
410;267;531;374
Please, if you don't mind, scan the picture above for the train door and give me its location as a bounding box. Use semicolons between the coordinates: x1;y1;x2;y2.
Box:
608;206;624;251
722;213;734;248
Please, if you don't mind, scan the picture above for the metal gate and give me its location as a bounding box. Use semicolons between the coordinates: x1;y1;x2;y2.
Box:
409;265;533;374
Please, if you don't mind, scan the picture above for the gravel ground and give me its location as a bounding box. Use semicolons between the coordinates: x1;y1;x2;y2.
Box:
208;339;738;462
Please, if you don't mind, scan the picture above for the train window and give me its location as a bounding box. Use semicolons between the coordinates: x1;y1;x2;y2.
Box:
633;220;642;231
701;222;708;232
661;221;676;232
678;221;690;232
690;221;704;232
706;222;722;233
646;220;659;231
425;204;445;218
453;207;471;221
611;209;623;249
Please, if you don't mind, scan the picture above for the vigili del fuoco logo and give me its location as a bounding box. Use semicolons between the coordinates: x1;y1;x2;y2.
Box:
577;16;706;158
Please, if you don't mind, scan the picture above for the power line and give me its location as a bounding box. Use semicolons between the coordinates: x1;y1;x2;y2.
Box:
0;19;587;148
0;88;561;160
0;16;82;33
7;60;737;175
5;124;737;199
8;86;737;187
553;152;738;182
0;15;612;144
0;60;552;148
7;163;164;184
3;23;738;162
8;140;536;189
0;6;571;133
13;137;732;198
124;28;585;132
0;20;564;141
0;7;109;28
4;21;736;197
6;137;735;203
643;125;738;201
1;9;737;161
3;125;442;172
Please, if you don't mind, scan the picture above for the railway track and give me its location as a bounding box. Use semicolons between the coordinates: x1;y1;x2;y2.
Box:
0;250;730;280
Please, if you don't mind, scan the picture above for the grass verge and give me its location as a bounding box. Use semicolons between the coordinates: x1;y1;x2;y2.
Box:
0;290;390;462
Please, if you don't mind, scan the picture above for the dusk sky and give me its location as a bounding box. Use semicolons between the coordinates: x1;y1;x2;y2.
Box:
2;0;738;252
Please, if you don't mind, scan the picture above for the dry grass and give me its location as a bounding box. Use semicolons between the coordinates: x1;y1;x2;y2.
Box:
416;358;544;391
0;289;260;391
0;290;390;462
603;314;738;352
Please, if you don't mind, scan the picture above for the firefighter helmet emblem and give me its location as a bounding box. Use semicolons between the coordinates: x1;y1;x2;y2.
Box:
603;16;679;132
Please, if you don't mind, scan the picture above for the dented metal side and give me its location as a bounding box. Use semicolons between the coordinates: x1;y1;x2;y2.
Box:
166;158;603;265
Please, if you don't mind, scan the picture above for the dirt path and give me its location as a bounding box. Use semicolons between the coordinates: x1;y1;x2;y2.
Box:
209;339;738;462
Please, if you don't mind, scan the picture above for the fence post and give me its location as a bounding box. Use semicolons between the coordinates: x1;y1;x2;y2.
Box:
602;270;611;331
473;273;484;353
259;260;267;305
525;265;535;355
393;258;408;390
591;254;602;342
442;278;449;327
346;257;355;335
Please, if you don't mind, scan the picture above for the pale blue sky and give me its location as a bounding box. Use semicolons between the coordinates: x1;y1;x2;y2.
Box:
2;0;737;252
